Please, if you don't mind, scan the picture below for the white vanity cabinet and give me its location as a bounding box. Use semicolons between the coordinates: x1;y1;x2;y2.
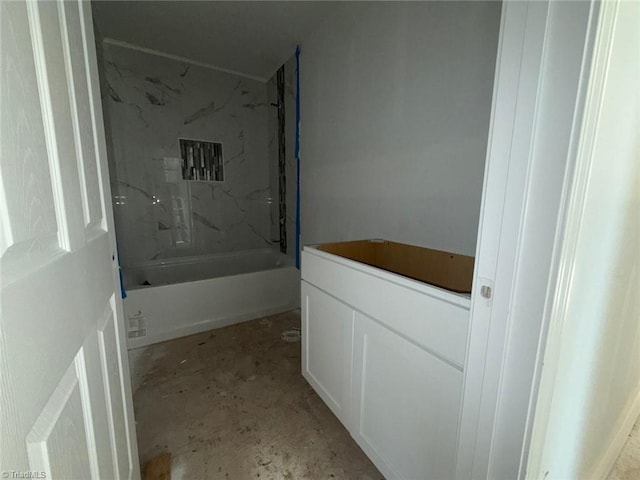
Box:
301;240;473;480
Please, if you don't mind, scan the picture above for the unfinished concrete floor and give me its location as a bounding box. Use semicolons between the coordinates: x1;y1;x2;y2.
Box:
608;416;640;480
130;310;383;479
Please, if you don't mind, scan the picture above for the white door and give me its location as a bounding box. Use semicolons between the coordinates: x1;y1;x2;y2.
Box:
0;1;140;479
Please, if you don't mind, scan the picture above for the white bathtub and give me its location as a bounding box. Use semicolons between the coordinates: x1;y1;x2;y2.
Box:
123;248;300;348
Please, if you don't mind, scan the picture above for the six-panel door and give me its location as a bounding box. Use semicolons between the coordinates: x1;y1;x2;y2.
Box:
0;1;139;478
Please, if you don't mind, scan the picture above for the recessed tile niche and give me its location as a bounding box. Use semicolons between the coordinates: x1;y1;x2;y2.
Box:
179;138;224;182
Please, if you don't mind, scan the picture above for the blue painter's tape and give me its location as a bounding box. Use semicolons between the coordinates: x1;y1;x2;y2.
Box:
115;245;127;299
119;266;127;299
295;45;301;270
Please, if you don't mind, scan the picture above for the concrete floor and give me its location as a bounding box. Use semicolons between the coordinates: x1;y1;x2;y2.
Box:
608;416;640;480
130;310;383;479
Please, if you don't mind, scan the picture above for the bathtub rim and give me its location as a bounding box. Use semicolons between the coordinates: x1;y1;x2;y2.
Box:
121;247;292;271
122;247;294;290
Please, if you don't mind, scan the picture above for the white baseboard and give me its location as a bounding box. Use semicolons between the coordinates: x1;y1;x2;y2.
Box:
588;388;640;479
127;302;299;349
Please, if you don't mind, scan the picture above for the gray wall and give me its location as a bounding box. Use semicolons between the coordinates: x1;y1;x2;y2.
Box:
300;2;501;255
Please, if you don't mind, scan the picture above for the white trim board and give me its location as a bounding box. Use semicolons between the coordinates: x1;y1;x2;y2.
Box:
524;1;618;476
526;0;640;477
455;2;551;477
456;1;603;478
102;38;267;83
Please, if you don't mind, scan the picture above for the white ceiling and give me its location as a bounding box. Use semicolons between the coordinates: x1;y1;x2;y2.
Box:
91;1;342;81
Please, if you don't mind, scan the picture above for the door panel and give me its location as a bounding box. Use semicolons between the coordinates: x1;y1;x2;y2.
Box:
351;312;463;480
0;0;62;280
26;357;95;479
78;327;116;480
301;281;353;425
58;0;105;234
98;300;133;480
28;0;85;251
0;1;139;478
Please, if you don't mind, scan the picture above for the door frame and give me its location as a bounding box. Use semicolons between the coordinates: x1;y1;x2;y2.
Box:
526;0;640;477
456;1;601;478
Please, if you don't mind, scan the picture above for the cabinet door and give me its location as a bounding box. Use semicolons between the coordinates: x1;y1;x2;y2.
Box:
301;281;354;426
351;312;463;480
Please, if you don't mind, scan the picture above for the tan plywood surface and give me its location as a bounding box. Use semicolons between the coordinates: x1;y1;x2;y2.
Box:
317;240;474;293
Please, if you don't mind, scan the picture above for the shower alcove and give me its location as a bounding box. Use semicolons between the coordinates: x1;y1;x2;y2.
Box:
98;35;300;348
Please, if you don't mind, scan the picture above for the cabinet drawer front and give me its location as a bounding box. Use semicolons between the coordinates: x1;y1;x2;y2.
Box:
302;250;469;368
301;282;353;425
351;312;463;480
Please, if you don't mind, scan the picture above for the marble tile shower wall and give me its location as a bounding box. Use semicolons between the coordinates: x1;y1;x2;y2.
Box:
101;44;274;267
